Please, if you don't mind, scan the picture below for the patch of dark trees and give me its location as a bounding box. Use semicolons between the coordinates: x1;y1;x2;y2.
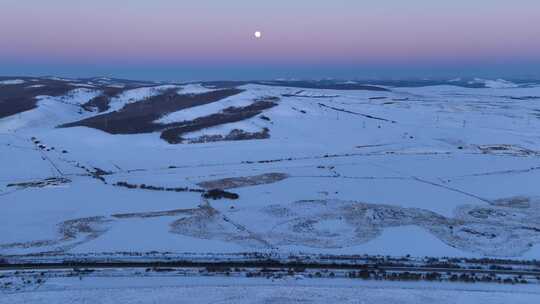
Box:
0;77;151;119
59;89;246;137
160;99;277;144
81;87;126;112
0;79;74;119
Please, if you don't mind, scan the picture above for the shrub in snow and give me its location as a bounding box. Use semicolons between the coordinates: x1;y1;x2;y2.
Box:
202;189;239;200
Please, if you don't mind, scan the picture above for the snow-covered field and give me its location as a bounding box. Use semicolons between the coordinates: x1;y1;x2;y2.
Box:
2;276;540;304
2;78;540;260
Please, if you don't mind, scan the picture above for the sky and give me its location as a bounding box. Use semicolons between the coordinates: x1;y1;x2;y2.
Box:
1;0;540;81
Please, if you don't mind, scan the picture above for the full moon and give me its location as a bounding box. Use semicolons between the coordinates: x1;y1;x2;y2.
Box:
254;31;262;39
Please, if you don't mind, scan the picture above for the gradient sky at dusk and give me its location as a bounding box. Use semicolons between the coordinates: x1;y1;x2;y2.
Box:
1;0;540;80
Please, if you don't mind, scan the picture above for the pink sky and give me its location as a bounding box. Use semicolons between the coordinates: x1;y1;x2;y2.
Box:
1;0;539;79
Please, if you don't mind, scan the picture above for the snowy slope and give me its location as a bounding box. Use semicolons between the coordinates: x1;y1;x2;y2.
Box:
156;84;278;124
105;85;178;112
0;88;101;132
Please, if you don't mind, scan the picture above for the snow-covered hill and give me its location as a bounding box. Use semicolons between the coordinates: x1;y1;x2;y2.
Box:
1;77;540;259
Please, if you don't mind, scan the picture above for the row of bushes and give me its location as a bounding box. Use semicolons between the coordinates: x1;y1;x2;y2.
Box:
114;181;204;193
114;181;239;200
187;128;270;144
347;270;530;284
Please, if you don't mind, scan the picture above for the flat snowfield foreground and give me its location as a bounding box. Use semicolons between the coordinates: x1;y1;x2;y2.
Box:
2;276;540;304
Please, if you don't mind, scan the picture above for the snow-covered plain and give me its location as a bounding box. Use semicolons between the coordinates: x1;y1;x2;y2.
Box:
0;79;25;85
1;79;540;260
2;276;539;304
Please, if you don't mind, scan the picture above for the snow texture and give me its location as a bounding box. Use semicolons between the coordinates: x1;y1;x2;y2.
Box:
2;80;540;259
